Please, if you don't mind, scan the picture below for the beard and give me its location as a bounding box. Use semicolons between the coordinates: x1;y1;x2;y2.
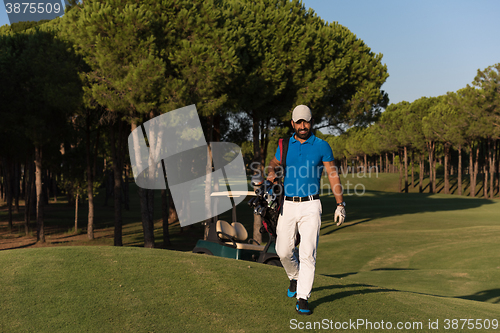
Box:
295;127;311;140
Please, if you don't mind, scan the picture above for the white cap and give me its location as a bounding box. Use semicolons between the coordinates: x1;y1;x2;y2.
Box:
292;105;312;122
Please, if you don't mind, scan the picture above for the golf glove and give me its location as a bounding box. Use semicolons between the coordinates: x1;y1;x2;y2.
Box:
334;206;346;226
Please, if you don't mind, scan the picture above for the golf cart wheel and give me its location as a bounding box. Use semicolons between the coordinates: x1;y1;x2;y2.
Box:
265;258;282;266
192;247;213;256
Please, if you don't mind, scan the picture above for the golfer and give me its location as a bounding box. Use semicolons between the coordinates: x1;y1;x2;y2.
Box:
266;105;346;315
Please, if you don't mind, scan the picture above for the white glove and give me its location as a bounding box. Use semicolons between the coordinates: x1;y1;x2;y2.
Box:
334;205;346;226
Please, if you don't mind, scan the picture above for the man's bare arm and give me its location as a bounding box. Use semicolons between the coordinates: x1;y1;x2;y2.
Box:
266;156;281;182
323;160;344;204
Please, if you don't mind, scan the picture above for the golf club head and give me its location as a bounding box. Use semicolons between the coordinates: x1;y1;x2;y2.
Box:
248;197;257;207
254;187;263;196
251;174;265;187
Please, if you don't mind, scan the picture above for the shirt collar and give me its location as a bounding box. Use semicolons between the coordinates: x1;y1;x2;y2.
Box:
291;133;316;145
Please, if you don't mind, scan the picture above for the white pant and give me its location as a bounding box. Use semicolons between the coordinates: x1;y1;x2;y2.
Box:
276;199;322;300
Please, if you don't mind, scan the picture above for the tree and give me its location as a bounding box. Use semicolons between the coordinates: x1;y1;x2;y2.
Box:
0;30;82;242
451;87;487;197
60;0;168;247
378;102;409;192
473;64;500;197
409;97;438;193
445;91;471;195
424;96;467;194
60;0;245;247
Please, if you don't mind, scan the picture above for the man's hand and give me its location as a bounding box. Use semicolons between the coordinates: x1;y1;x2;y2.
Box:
334;206;346;226
266;171;276;183
266;157;281;183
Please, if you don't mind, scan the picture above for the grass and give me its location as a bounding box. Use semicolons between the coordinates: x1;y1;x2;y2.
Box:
1;246;499;333
343;168;500;197
0;173;499;332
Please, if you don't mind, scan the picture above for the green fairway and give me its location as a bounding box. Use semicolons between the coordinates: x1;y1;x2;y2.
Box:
1;246;499;333
1;173;499;332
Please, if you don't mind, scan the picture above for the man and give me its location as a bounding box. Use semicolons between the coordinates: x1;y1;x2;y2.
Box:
266;105;346;315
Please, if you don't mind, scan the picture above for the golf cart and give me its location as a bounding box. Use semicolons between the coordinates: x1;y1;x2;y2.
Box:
192;175;282;266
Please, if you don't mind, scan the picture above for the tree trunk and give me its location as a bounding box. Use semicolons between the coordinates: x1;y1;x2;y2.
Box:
483;140;488;199
85;113;98;240
496;140;499;198
75;192;79;233
411;149;414;188
433;152;437;193
123;166;130;210
489;139;494;199
404;146;408;193
419;153;424;193
14;161;20;213
169;195;178;225
146;189;155;248
204;115;214;240
469;144;475;197
131;120;156;249
385;152;389;173
428;141;435;194
23;156;34;236
473;144;480;197
110;122;123;246
35;145;45;243
162;189;171;248
398;150;403;193
444;143;450;194
458;144;462;196
497;139;500;197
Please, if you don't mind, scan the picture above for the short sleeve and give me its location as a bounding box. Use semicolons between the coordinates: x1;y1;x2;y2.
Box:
321;140;334;162
275;146;281;162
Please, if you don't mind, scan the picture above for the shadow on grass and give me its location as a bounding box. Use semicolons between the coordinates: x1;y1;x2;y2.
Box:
310;283;396;310
371;267;418;272
320;190;496;235
0;241;37;251
315;274;500;307
322;272;359;279
319;268;417;283
457;289;500;304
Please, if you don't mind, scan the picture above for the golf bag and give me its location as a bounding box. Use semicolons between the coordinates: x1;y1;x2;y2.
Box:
248;138;289;238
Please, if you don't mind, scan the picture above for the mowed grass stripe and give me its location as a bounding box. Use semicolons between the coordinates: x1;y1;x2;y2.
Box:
1;246;500;333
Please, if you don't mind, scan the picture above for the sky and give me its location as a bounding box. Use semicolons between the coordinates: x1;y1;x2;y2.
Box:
302;0;500;104
1;0;499;105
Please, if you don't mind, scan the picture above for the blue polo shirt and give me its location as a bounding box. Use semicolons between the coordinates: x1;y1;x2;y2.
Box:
275;133;334;197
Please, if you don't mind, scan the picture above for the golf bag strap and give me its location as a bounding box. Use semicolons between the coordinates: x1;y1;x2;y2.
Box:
279;137;290;179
